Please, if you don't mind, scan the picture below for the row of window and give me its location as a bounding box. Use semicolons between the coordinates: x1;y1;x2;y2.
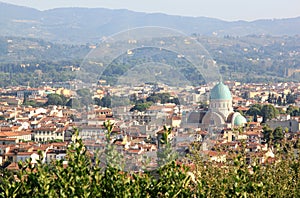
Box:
34;135;62;142
210;102;230;108
81;130;103;133
35;131;63;136
35;131;54;135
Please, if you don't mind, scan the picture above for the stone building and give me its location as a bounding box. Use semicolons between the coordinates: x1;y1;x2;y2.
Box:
187;82;247;130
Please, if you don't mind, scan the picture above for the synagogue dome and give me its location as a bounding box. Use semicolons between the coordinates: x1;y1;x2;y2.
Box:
210;82;232;100
233;114;247;126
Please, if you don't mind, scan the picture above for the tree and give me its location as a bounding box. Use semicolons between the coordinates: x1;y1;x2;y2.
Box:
286;92;296;104
98;95;112;108
286;105;300;116
277;96;282;106
66;98;81;109
157;126;178;167
101;96;111;108
246;104;262;122
263;125;284;144
76;88;92;107
1;127;300;197
94;97;102;106
146;93;180;105
267;93;272;103
23;100;43;107
273;126;284;143
103;120;124;170
146;95;161;103
45;94;64;106
261;104;279;123
76;88;91;97
130;102;153;112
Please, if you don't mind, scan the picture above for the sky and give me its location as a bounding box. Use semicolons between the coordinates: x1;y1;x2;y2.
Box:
1;0;300;21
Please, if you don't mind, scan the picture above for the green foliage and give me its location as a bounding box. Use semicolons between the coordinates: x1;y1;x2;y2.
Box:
246;104;279;123
23;100;44;107
0;61;80;88
190;143;300;197
103;120;124;170
100;47;205;86
0;131;95;197
130;101;153;112
263;125;285;145
1;127;300;197
130;93;180;112
261;104;279;122
157;126;178;167
287;105;300;116
75;88;93;108
246;104;261;116
65;98;81;109
76;88;91;98
94;95;112;108
1;35;300;88
45;93;68;106
147;93;180;105
286;92;296;104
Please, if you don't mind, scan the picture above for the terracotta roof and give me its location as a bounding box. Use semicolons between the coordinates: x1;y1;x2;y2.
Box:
203;150;226;157
0;137;17;141
236;106;249;111
126;149;143;154
172;116;181;120
6;162;19;170
0;131;31;137
33;128;57;132
17;152;35;156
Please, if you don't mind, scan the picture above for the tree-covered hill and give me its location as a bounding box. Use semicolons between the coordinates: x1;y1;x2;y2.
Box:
0;34;299;87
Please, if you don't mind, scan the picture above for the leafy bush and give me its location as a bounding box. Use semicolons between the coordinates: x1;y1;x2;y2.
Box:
0;127;300;197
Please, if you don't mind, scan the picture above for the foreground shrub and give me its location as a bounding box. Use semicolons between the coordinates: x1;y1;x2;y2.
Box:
0;130;300;197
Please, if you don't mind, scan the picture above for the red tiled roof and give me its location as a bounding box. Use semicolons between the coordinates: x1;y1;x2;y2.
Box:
6;162;19;170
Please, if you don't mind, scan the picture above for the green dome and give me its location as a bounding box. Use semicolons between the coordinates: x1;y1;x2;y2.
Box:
234;114;247;126
210;82;232;100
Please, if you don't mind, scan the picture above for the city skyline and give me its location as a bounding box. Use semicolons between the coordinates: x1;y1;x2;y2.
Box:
1;0;300;21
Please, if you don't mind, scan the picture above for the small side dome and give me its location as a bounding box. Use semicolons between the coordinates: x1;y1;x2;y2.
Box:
210;82;232;100
234;114;247;126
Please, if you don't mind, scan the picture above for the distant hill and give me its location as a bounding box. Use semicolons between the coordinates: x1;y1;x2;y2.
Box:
0;2;300;43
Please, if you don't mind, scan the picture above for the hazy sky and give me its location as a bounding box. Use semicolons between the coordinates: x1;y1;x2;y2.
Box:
1;0;300;21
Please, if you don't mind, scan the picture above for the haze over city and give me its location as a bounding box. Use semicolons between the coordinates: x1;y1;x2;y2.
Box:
1;0;300;21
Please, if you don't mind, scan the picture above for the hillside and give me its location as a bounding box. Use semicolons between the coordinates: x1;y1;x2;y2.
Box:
0;2;299;43
0;34;299;87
